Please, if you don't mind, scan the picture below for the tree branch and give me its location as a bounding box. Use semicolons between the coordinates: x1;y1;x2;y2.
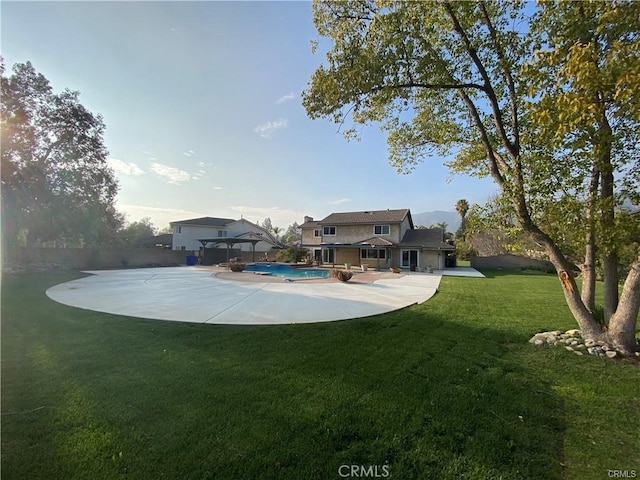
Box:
368;81;486;94
442;0;518;158
478;0;520;153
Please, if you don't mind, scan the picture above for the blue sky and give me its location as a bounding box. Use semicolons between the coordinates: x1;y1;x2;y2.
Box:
1;1;497;230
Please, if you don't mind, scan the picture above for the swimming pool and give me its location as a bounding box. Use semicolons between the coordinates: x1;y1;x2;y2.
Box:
245;263;329;279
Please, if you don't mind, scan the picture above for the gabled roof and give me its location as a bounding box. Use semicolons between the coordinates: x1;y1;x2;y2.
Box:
300;221;321;229
320;209;413;227
399;228;454;250
170;216;235;227
354;236;395;247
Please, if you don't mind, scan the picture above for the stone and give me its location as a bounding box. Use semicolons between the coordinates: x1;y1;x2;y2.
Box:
574;344;586;350
566;329;581;336
585;340;597;348
573;350;584;356
530;334;549;343
565;346;574;352
534;339;544;346
588;346;605;356
570;340;579;346
605;351;618;359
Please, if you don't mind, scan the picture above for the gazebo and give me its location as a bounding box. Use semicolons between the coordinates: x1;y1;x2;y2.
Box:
197;237;263;266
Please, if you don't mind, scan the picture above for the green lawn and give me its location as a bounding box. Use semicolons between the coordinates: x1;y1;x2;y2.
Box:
2;271;638;480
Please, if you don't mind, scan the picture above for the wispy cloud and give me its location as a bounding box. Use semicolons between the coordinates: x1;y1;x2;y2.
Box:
276;92;296;104
108;158;144;176
150;163;191;185
329;198;352;205
254;118;289;138
183;150;194;157
213;186;223;190
191;169;208;181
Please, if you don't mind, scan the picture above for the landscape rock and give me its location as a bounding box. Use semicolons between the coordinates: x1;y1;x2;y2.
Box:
529;329;622;359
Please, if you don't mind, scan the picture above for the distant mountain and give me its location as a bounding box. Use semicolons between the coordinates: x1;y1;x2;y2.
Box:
412;210;461;232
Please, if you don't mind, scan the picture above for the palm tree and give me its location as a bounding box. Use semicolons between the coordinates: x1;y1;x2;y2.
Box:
455;199;469;240
271;226;282;243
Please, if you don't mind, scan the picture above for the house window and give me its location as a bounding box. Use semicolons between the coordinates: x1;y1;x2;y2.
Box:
361;248;387;259
401;249;419;268
374;225;390;235
218;230;227;237
322;247;335;264
323;226;336;236
314;229;321;237
176;226;182;234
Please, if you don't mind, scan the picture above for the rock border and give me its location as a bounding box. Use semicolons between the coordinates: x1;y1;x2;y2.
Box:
529;330;621;358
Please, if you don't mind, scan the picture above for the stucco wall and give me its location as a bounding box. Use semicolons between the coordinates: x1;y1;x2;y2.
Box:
334;248;361;267
301;228;322;245
326;224;400;244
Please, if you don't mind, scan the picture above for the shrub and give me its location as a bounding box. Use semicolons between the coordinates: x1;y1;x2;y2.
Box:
229;260;245;272
276;246;307;263
336;270;353;282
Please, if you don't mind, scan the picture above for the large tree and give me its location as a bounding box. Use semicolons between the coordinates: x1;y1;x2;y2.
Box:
303;0;639;354
117;217;158;247
1;61;122;249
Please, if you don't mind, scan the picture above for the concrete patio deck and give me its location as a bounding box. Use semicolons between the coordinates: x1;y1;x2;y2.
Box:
46;266;444;325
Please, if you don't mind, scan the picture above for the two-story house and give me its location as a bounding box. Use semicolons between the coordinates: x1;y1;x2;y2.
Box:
170;216;281;263
300;209;454;270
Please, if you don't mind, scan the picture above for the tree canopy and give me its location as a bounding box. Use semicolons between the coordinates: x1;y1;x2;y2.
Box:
1;61;122;248
303;0;640;354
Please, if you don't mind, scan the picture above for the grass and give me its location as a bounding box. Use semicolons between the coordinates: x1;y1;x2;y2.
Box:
2;270;638;480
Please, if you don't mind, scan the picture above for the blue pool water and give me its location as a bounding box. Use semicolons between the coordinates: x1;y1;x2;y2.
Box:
245;263;329;279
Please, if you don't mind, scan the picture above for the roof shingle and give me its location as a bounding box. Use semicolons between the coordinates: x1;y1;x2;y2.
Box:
319;209;412;226
170;217;235;227
399;229;454;249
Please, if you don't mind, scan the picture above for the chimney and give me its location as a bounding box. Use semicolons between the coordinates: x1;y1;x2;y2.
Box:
304;216;313;223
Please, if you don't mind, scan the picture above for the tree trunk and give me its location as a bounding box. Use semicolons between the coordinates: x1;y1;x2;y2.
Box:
581;168;600;313
603;251;619;323
607;254;640;354
511;198;605;342
597;110;618;323
582;239;597;313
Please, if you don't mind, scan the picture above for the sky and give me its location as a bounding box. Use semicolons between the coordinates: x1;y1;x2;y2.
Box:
1;1;498;231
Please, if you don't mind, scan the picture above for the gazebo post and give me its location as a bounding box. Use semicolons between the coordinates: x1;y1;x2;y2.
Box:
252;241;256;263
